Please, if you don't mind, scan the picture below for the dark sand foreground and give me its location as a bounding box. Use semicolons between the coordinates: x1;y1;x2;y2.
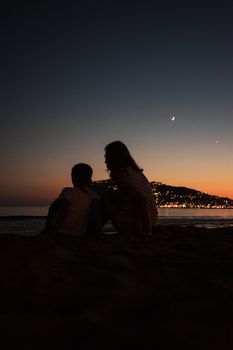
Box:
0;226;233;349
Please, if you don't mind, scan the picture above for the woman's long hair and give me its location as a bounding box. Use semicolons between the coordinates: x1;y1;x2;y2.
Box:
105;141;142;172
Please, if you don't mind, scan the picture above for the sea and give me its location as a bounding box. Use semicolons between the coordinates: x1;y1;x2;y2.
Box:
0;206;233;236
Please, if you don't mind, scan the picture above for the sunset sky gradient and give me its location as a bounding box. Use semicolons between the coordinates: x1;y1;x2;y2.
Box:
1;0;233;205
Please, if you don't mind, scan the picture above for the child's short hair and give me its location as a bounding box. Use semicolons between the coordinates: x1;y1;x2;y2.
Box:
71;163;93;184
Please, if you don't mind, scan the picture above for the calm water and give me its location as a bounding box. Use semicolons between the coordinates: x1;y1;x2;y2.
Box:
0;206;233;235
158;208;233;229
0;206;48;216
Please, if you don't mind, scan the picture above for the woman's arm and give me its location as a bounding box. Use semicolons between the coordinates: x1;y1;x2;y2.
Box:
124;185;151;233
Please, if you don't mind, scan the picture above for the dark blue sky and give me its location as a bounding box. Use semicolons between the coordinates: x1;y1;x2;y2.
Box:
1;0;233;205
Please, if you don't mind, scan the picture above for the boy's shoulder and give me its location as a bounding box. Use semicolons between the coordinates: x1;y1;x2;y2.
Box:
60;187;99;199
86;188;100;199
59;187;79;198
60;187;74;193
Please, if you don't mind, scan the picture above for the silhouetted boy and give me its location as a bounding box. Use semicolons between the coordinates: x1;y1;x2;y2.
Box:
43;163;101;237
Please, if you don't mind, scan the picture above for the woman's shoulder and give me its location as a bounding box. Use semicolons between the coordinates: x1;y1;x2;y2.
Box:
110;167;136;186
111;167;130;177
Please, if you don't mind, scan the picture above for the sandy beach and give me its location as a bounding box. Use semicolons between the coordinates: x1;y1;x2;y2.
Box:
0;225;233;349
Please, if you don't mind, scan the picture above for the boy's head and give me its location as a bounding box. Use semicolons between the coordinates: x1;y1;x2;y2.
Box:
71;163;93;188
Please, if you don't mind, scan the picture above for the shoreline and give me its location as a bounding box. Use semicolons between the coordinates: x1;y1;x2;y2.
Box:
0;216;233;237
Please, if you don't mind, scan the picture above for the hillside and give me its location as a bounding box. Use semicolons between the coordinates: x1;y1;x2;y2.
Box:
90;180;233;208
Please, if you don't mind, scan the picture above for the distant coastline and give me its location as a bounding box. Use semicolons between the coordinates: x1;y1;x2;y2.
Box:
1;178;233;210
90;180;233;209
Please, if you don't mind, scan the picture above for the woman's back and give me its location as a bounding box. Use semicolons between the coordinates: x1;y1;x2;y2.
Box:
126;167;158;223
104;140;158;233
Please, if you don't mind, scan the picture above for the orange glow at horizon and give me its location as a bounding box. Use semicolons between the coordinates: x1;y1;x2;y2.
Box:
1;171;232;207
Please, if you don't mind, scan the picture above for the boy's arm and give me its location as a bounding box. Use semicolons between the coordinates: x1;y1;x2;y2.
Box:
50;198;70;236
86;198;102;237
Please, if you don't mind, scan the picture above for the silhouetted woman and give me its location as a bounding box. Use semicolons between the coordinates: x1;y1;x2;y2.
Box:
103;141;158;235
